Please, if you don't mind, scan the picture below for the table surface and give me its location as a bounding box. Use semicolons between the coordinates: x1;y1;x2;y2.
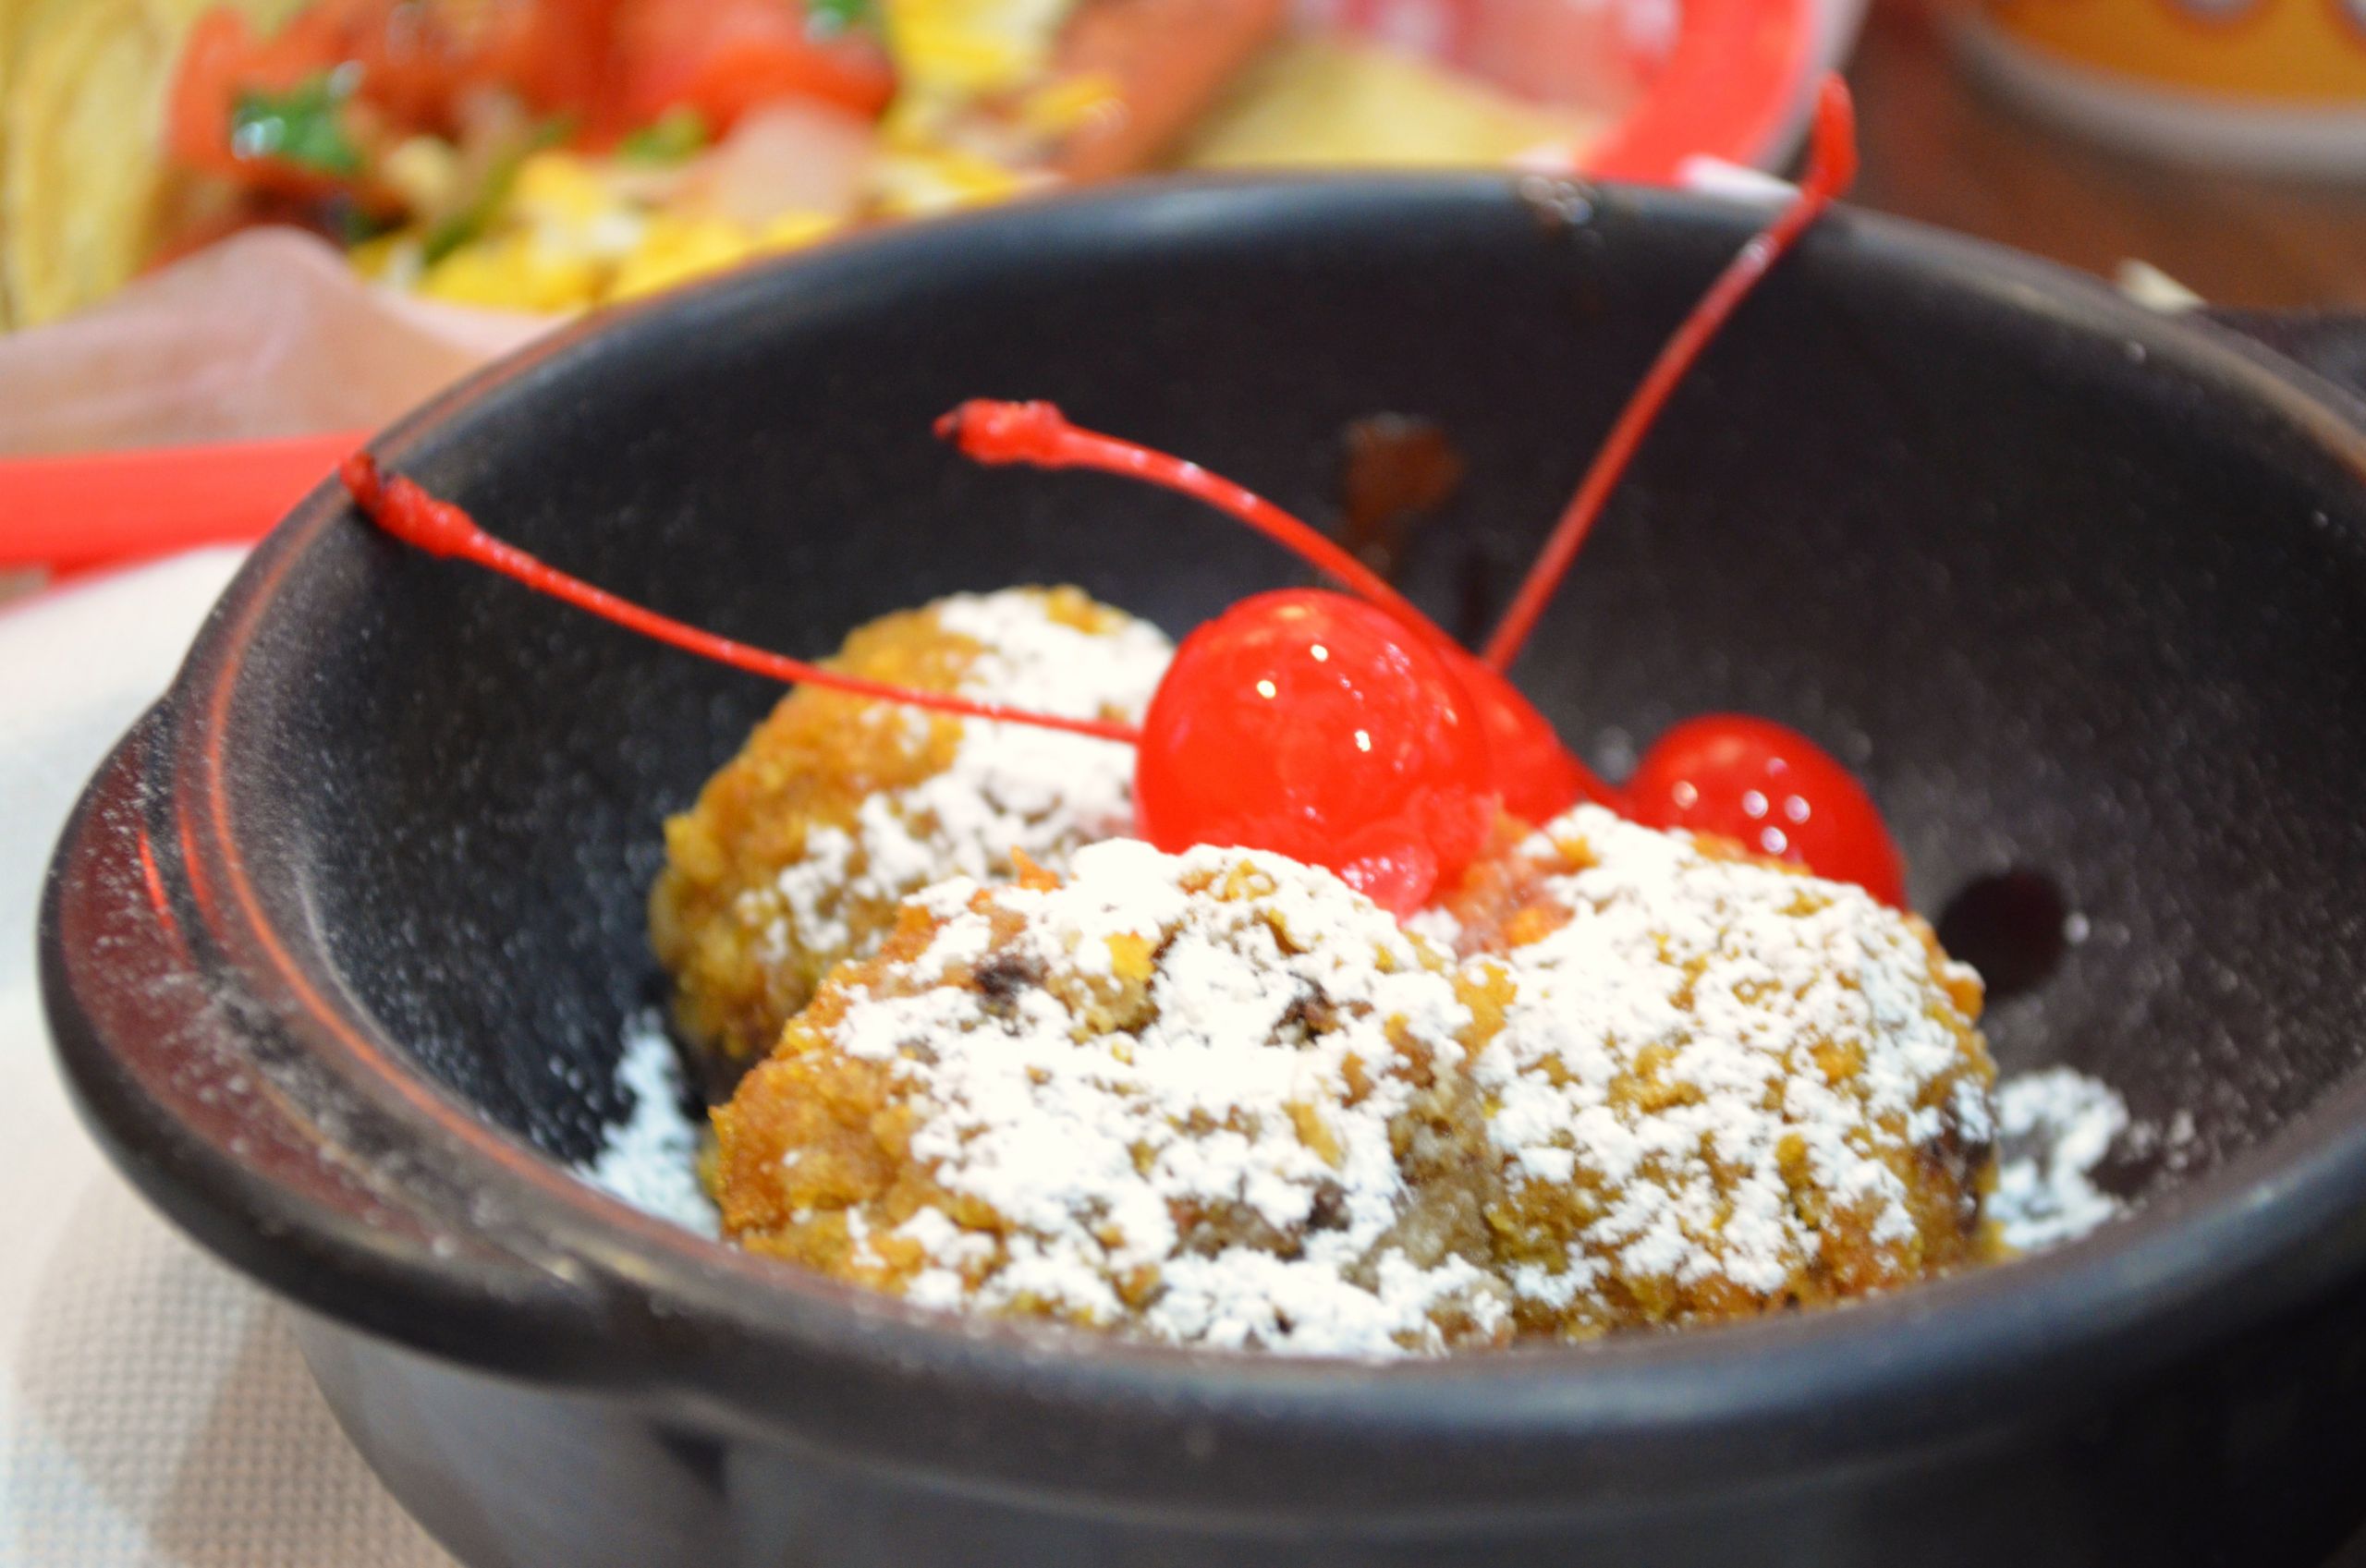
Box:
1846;6;2366;312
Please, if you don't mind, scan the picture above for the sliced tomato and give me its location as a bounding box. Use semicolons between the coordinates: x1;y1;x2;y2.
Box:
168;1;889;194
165;4;400;197
507;0;627;119
176;1;620;146
616;0;894;130
335;0;613;131
165;8;259;174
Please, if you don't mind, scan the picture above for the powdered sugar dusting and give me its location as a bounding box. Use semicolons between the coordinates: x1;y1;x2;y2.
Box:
1990;1066;2129;1251
764;840;1510;1357
756;589;1169;965
576;1014;719;1235
1473;805;1994;1319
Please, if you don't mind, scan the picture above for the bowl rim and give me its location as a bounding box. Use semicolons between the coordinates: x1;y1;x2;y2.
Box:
47;172;2366;1509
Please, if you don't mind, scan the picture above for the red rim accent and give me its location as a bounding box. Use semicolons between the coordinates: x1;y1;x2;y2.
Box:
1584;0;1822;183
165;503;641;1255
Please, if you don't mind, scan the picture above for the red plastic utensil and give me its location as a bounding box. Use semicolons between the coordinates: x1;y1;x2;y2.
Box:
0;430;364;574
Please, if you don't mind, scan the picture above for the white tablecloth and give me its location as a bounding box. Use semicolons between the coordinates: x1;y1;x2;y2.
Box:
0;552;455;1567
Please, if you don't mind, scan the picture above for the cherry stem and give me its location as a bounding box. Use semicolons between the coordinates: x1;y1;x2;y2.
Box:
1481;74;1860;673
338;455;1141;745
937;399;1446;634
936;398;1621;806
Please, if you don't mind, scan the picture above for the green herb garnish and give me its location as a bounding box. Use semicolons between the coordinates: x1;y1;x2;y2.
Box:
230;65;363;176
329;197;398;249
808;0;874;37
617;106;711;166
421;114;579;265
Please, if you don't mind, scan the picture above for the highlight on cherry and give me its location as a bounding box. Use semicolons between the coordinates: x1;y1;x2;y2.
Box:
339;70;1908;915
1134;590;1499;915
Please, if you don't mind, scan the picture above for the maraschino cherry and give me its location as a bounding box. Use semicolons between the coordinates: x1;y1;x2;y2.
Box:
1135;590;1496;912
1626;716;1904;907
935;397;1612;825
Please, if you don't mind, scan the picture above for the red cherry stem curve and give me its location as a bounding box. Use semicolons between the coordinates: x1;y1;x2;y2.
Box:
1481;74;1860;673
337;454;1141;745
934;398;1619;807
936;399;1430;632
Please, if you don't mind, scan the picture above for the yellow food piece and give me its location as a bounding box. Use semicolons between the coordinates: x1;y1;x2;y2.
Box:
2;0;177;326
379;134;460;215
606;213;753;302
1177;34;1604;170
1017;68;1121;139
342;229;404;282
883;0;1077;103
600;211;836;303
756;211;838;253
872;0;1081;209
404;151;840;312
417;230;604;313
869;144;1031;217
0;0;304;327
0;0;26;325
507;150;627;239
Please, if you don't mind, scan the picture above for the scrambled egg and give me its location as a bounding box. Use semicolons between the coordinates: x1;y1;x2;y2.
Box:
883;0;1074;105
867;0;1116;217
354;0;1097;312
357;151;841;314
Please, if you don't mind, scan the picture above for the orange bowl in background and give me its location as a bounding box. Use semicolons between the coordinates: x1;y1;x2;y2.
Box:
1955;0;2366;176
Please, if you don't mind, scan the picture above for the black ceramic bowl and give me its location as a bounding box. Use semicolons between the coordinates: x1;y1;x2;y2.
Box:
41;178;2366;1568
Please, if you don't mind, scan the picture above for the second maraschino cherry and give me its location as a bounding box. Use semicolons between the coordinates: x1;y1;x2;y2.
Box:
1625;714;1905;907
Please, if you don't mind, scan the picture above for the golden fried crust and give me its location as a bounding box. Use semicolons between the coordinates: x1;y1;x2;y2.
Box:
711;826;1997;1348
696;769;1997;1347
649;588;1145;1095
710;848;1520;1352
710;905;1006;1289
1440;817;1998;1338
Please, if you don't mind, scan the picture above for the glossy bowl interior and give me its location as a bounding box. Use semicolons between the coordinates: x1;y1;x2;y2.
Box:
42;176;2366;1565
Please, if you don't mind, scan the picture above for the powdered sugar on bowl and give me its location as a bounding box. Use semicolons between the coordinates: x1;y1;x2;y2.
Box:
577;1014;718;1236
1989;1066;2131;1251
